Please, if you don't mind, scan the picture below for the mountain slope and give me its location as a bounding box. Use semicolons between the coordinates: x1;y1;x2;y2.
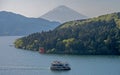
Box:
41;5;87;23
14;12;120;55
0;11;60;36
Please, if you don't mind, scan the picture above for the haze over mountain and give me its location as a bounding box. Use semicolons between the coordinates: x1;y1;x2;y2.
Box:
0;11;60;36
41;5;87;23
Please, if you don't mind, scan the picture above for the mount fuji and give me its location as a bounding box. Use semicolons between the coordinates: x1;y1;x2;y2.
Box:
41;5;87;23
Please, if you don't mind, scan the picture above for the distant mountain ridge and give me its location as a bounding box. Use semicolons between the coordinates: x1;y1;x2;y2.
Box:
41;5;87;23
0;11;60;36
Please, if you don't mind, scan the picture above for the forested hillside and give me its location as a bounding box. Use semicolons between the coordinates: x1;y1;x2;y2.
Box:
14;12;120;55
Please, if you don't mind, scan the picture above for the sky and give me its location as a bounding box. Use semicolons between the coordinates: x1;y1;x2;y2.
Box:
0;0;120;18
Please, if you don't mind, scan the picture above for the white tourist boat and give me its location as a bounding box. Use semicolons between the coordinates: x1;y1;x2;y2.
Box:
50;61;71;71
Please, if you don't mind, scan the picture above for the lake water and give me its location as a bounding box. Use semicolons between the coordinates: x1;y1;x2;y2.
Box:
0;36;120;75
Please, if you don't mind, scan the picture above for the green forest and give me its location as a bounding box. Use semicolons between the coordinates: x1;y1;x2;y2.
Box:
14;12;120;55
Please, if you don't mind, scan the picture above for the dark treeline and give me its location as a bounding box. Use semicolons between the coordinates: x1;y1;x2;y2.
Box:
14;12;120;55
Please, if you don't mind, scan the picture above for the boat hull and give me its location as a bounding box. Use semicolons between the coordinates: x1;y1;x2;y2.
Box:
50;67;71;71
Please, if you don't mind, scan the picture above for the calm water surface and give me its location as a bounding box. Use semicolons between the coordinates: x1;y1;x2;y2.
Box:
0;36;120;75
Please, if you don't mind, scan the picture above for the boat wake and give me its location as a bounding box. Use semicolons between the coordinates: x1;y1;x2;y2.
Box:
0;65;49;70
